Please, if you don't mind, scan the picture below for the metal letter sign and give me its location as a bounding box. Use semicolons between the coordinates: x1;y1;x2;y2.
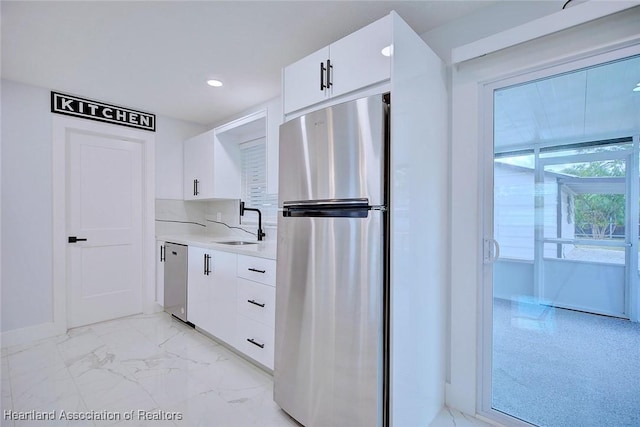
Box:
51;91;156;132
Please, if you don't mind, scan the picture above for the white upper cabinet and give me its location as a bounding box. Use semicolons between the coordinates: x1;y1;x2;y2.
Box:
183;128;241;200
283;15;391;115
329;15;391;98
183;131;215;200
283;46;330;114
183;100;281;201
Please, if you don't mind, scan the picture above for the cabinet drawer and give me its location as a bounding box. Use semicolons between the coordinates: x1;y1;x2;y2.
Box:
237;279;275;328
237;255;276;286
236;315;274;369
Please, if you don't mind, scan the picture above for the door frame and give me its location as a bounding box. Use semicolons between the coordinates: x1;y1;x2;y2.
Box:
479;44;640;426
52;115;155;333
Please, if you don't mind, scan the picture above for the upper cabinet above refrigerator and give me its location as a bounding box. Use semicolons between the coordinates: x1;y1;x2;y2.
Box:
282;15;391;115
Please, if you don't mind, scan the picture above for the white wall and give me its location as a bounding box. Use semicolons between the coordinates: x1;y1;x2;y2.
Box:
1;80;53;332
1;78;205;335
447;6;640;419
421;1;562;65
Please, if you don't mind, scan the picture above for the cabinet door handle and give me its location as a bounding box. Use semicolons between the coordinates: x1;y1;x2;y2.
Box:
160;245;165;262
204;254;211;275
247;299;266;308
248;268;266;274
326;59;333;88
247;338;265;349
193;179;199;196
320;61;326;91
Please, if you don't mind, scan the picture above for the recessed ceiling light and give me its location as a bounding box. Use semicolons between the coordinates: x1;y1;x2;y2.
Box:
207;79;223;87
381;45;393;57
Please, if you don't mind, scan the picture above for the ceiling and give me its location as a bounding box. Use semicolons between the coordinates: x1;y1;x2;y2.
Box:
494;54;640;152
1;0;499;126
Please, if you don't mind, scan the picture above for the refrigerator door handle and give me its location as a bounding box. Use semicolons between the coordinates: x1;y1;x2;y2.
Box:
283;198;369;208
283;207;370;218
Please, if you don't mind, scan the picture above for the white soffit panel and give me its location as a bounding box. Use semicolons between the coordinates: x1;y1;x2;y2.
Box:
451;1;640;64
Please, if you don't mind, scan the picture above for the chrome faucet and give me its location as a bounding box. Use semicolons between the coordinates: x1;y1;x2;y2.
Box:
239;201;265;241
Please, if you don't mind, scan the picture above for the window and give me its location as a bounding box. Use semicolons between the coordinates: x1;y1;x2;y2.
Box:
240;137;278;224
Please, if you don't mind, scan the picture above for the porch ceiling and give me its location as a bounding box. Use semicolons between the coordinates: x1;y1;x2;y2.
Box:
495;55;640;152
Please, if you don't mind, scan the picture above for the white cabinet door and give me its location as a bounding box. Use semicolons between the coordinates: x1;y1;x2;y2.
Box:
235;254;276;369
329;14;391;98
237;278;275;328
187;247;237;346
187;246;208;326
207;250;238;346
236;314;275;369
282;16;391;115
283;46;330;114
183;131;215;200
156;241;165;306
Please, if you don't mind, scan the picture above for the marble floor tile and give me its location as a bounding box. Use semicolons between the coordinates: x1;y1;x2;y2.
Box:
1;312;295;427
2;313;494;427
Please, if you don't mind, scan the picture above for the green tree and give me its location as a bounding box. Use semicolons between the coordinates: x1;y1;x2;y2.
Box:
562;160;625;239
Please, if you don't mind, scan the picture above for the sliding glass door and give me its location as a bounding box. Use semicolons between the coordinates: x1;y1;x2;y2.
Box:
484;53;640;426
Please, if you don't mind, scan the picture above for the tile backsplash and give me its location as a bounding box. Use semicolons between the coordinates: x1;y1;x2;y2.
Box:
155;199;276;242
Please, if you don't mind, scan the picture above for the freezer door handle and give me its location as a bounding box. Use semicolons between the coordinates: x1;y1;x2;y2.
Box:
283;198;368;208
283;208;369;218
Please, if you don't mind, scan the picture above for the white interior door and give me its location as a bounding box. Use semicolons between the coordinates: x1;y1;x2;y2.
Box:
67;130;143;328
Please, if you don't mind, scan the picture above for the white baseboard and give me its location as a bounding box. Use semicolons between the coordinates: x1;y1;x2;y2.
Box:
1;321;66;348
2;302;163;349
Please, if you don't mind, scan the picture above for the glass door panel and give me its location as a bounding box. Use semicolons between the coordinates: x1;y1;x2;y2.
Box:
487;52;640;427
491;147;639;426
540;155;628;318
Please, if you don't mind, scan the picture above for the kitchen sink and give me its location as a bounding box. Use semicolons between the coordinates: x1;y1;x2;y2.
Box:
216;241;258;245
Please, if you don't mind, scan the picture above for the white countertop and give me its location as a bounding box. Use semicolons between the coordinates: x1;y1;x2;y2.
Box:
157;234;277;260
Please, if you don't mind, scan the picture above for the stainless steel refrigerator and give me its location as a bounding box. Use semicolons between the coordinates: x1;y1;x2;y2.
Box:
275;93;389;427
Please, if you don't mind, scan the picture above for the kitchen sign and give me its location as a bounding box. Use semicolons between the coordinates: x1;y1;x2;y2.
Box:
51;92;156;132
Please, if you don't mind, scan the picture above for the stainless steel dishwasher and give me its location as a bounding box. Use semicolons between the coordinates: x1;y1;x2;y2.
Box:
164;242;188;322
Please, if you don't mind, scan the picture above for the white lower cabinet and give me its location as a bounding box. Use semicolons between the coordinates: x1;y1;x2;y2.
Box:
237;278;275;327
187;246;237;347
187;247;276;370
236;255;276;369
236;314;275;369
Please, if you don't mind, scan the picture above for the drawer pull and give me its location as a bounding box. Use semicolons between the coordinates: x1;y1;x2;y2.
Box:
247;299;266;308
248;268;266;274
247;338;265;349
